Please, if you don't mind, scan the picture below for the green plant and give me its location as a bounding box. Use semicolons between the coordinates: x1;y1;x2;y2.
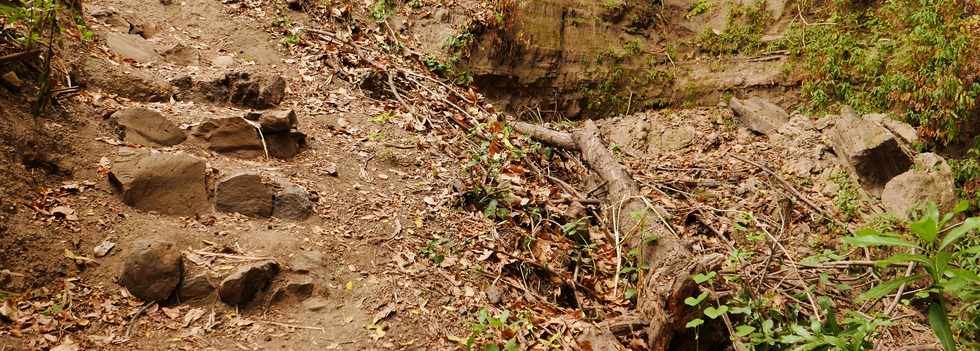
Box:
687;0;712;19
370;111;396;125
457;308;528;351
694;0;770;55
1;0;59;49
831;171;860;219
419;238;451;264
370;0;396;22
791;0;980;144
844;201;980;349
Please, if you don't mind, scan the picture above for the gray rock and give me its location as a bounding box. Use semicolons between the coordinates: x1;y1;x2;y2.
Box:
74;57;174;102
107;107;186;147
289;251;325;273
105;32;161;63
211;72;286;109
120;240;182;302
827;115;912;194
214;172;275;218
162;44;200;66
302;297;329;311
265;131;306;160
178;273;214;301
881;153;957;219
218;260;279;306
486;285;504;305
192;117;305;159
244;109;297;133
273;183;314;220
108;149;210;216
193;117;264;159
648;126;696;153
270;276;315;304
729;97;789;135
211;55;234;67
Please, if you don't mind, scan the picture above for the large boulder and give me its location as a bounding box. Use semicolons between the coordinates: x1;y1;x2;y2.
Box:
881;153;957;219
729;97;789;135
863;113;919;146
214;172;275;217
827;115;912;193
106;107;186;147
218;260;279;306
119;240;182;302
108;149;210;216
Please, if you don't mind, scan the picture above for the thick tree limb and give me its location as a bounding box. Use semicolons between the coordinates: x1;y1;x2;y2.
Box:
511;121;576;149
511;120;723;350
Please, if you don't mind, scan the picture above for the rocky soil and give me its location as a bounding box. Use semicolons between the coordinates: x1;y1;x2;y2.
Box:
0;0;968;350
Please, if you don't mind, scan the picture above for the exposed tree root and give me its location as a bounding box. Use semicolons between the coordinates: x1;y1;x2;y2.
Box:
512;120;726;350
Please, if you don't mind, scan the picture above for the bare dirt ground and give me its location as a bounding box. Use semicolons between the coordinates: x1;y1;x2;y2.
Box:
0;0;962;350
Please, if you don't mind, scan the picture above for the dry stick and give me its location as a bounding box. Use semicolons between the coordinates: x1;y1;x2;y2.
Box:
125;302;155;338
0;49;41;64
731;154;842;226
191;250;275;261
753;216;824;323
252;319;327;331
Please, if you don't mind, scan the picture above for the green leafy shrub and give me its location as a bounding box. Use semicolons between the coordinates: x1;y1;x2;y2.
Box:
792;0;980;144
844;202;980;349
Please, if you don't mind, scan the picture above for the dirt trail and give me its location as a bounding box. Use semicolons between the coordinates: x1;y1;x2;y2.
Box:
1;0;489;349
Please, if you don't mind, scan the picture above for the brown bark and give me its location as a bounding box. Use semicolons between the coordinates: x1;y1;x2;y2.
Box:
512;120;723;350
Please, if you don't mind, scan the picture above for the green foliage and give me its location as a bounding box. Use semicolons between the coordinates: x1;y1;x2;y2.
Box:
844;202;980;348
419;238;451;264
695;0;770;55
686;0;712;19
370;0;397;22
460;309;528;351
0;0;59;49
831;171;860;219
790;0;980;144
950;145;980;203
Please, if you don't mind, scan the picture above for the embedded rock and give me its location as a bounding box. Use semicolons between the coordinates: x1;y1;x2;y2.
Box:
244;109;297;133
178;273;215;301
214;172;275;218
270;276;315;304
193;117;264;158
108;149;210;216
192;116;305;159
120;240;182;302
207;72;286;108
218;260;279;306
106;107;186;147
74;58;173;101
273;183;314;220
881;153;957;219
729;97;789;135
827;115;912;193
289;251;325;273
105;32;161;63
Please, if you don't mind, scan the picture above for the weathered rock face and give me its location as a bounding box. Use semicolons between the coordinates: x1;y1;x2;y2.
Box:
105;32;162;63
245;109;297;134
212;72;286;108
218;260;279;306
192;116;305;160
863;113;919;146
272;183;314;220
882;153;957;219
108;149;210;216
289;251;325;273
729;97;789;135
106;108;186;147
827;115;912;193
193;117;264;158
178;273;215;301
74;58;174;102
120;240;182;303
270;275;315;304
214;172;275;218
162;44;200;66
